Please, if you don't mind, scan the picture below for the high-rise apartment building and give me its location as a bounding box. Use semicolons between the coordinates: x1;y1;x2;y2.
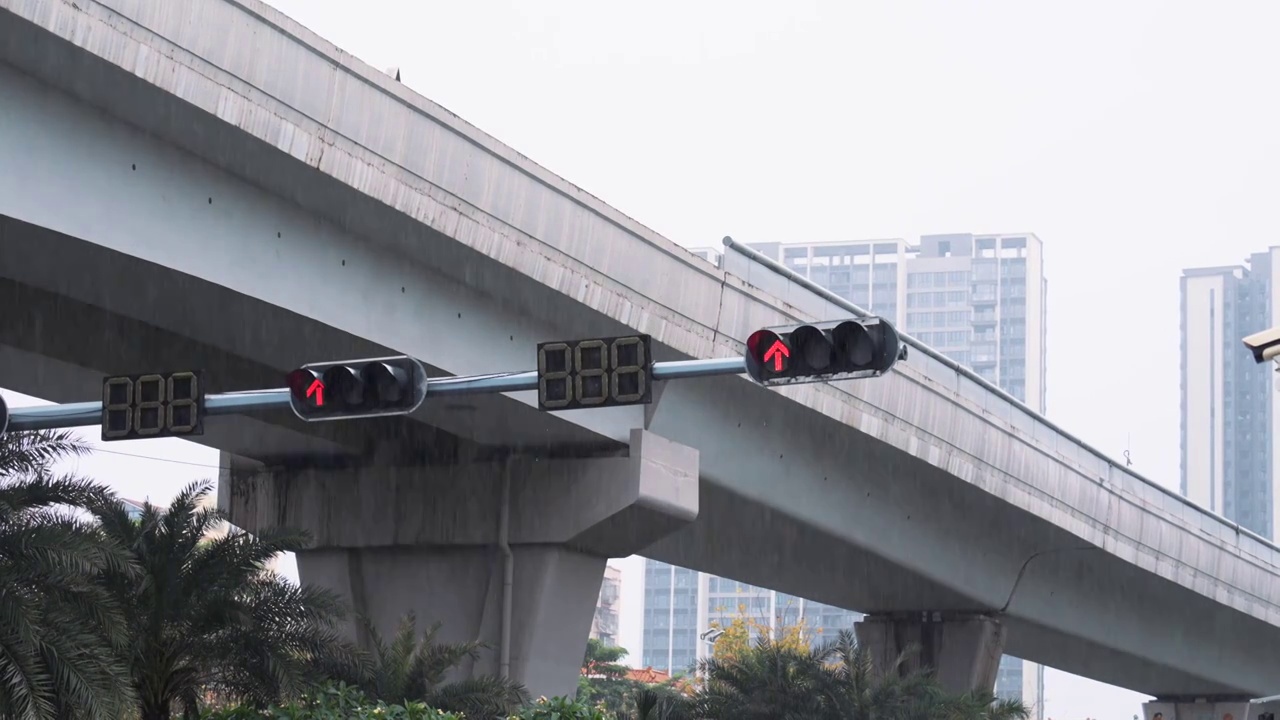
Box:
1181;248;1280;540
649;233;1048;718
641;562;700;672
591;564;623;647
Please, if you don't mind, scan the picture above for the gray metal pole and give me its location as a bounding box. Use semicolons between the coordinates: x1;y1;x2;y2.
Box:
4;356;749;432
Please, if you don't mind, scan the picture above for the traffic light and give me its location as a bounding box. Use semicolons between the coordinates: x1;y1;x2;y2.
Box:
286;355;428;422
744;316;907;386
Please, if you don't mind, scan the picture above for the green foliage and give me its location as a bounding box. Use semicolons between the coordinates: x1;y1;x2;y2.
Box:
577;639;635;717
693;629;1029;720
630;687;692;720
581;638;629;680
708;603;814;663
87;480;361;720
510;695;610;720
0;429;136;720
200;681;462;720
346;612;528;718
576;639;691;719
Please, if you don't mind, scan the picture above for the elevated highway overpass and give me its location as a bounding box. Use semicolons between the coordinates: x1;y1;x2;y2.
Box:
1;0;1278;705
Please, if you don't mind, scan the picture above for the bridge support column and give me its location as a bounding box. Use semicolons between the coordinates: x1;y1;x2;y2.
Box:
854;612;1005;695
220;429;699;701
1142;698;1275;720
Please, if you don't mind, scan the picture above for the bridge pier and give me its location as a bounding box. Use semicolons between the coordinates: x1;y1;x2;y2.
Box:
854;612;1005;695
294;544;609;699
1143;698;1278;720
219;429;699;701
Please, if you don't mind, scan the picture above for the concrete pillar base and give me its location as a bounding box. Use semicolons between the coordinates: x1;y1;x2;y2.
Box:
297;544;606;700
220;429;700;700
1143;699;1275;720
854;612;1005;695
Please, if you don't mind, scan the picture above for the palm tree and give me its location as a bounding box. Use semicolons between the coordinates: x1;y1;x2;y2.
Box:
88;479;358;720
694;634;839;720
0;429;136;720
356;612;529;718
693;629;1029;720
630;686;692;720
819;630;1028;720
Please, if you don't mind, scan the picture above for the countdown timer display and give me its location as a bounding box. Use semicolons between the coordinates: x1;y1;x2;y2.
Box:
536;335;654;410
101;370;206;441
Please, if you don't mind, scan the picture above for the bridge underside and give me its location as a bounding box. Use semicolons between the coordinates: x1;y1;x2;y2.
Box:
0;217;1264;697
0;216;628;465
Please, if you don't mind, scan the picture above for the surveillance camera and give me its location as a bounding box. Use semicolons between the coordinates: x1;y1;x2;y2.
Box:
1243;326;1280;364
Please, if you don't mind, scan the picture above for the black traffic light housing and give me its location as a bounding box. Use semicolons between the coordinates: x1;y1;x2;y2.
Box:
287;355;428;422
744;316;908;386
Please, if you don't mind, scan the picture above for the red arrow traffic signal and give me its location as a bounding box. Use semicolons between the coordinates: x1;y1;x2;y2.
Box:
744;317;906;386
286;356;428;423
764;339;790;372
287;368;322;406
306;379;325;407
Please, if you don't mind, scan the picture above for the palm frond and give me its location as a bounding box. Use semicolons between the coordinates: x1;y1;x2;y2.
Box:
633;686;693;720
0;430;91;478
356;610;525;716
0;466;136;720
91;479;354;718
425;674;529;717
690;625;1029;720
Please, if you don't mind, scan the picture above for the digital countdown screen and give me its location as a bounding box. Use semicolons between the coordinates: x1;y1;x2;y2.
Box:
101;370;206;442
536;335;654;411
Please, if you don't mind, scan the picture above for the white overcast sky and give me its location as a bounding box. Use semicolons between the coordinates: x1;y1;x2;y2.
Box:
8;1;1280;717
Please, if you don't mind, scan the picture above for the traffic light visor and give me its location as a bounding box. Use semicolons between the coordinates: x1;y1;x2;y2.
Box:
323;366;364;407
362;362;408;405
789;325;834;372
832;321;875;367
287;368;322;402
746;329;781;360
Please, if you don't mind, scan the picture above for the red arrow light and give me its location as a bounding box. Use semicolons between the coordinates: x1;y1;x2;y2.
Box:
307;379;325;407
746;329;791;379
287;368;327;409
764;340;790;371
